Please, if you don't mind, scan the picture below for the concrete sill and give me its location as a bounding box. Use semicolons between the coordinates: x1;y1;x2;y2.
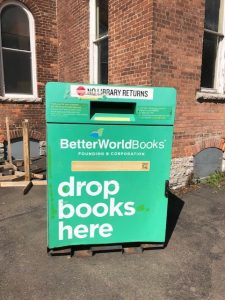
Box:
196;91;225;103
0;96;42;103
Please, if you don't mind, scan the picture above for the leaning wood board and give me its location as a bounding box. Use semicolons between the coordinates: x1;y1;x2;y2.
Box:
0;180;47;187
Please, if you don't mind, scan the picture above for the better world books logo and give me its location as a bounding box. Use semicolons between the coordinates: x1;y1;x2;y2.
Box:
90;128;104;139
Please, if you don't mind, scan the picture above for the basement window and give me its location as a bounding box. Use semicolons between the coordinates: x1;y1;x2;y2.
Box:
194;147;223;179
200;0;225;94
89;0;108;84
0;2;37;99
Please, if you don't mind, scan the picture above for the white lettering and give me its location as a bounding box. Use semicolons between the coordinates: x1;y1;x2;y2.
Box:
60;138;166;150
74;224;88;239
104;180;120;200
86;181;103;197
59;222;113;240
76;181;87;196
60;139;69;149
99;223;113;237
124;202;136;216
109;198;123;216
58;176;74;197
76;203;92;218
58;199;75;219
59;222;72;240
92;202;109;217
89;223;99;238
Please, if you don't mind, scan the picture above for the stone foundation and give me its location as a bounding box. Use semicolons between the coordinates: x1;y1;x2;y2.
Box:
39;141;46;156
170;156;194;189
0;142;4;163
222;152;225;172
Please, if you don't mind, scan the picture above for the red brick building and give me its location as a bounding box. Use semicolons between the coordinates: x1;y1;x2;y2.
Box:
0;0;58;159
1;0;225;187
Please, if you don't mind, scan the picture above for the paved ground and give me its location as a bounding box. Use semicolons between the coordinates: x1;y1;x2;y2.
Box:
0;185;225;300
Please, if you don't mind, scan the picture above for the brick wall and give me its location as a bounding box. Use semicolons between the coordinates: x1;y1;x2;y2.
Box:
0;0;58;142
150;0;225;186
108;0;225;163
56;0;225;187
57;0;153;86
151;0;225;158
57;0;89;83
109;0;153;85
1;0;221;184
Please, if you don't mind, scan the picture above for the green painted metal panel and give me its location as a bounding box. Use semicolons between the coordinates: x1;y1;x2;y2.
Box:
46;82;176;249
46;82;176;125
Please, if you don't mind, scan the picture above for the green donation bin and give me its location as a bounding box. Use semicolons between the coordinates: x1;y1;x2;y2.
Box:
46;82;176;250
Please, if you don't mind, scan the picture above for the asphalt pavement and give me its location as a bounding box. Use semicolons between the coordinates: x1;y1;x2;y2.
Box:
0;184;225;300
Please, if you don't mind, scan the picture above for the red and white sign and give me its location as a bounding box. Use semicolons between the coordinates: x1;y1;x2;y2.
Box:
76;86;86;96
70;84;154;100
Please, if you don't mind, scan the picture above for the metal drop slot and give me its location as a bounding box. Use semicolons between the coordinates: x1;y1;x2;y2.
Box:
90;101;136;122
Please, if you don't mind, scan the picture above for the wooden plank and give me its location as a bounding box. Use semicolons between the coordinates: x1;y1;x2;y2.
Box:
22;120;31;181
91;245;122;252
17;166;45;173
0;180;47;187
13;160;24;167
123;247;143;254
23;181;33;195
0;181;30;187
2;163;14;170
75;250;93;257
14;171;25;176
12;175;25;181
15;171;45;180
31;167;46;174
32;180;47;186
141;243;165;249
49;248;72;256
4;161;17;171
32;173;45;179
0;175;18;181
71;161;150;172
5;117;12;164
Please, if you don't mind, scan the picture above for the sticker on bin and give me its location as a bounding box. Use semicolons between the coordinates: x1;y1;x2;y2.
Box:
70;84;154;100
71;161;150;172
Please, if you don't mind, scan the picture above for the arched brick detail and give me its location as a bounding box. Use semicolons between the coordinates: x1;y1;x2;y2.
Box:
193;138;225;156
9;0;44;24
0;128;44;143
0;0;44;29
9;129;42;141
10;129;22;140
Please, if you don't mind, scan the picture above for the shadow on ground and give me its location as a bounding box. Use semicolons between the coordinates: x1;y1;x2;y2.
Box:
165;190;184;247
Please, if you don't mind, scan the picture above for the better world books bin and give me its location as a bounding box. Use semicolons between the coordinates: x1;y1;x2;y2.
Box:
46;82;176;250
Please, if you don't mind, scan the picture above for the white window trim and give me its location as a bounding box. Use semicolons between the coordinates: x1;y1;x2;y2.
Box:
0;0;37;99
89;0;98;83
201;0;225;94
89;0;108;84
215;0;225;94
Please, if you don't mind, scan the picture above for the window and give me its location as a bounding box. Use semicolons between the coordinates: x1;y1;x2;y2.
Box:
0;2;37;98
89;0;108;84
201;0;225;92
194;148;223;179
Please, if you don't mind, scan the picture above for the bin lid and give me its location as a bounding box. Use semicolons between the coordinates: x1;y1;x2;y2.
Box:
46;82;176;125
